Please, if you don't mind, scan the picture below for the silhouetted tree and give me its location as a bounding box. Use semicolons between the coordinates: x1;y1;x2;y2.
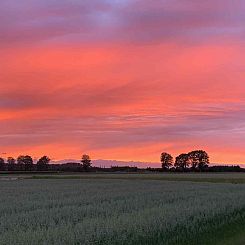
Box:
81;154;92;171
188;151;199;170
7;157;16;171
17;155;25;165
17;155;33;171
7;157;15;165
175;153;189;171
37;156;50;171
0;158;5;170
188;150;209;171
161;152;173;170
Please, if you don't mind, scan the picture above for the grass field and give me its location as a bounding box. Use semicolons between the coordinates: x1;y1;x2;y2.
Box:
0;174;245;244
1;172;244;184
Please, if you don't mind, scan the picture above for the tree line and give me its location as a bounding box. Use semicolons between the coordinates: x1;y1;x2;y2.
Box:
161;150;210;171
0;151;243;172
0;154;92;171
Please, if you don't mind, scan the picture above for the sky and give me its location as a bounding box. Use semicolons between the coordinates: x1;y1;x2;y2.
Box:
0;0;245;165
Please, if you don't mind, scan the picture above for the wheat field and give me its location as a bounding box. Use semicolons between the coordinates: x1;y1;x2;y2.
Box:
0;176;245;244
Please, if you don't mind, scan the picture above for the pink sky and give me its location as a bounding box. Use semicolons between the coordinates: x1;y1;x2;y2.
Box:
0;0;245;165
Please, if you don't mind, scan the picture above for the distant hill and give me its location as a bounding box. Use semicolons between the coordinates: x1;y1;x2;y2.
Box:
51;159;245;169
51;159;160;168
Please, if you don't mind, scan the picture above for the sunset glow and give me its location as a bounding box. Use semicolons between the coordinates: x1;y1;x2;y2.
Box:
1;0;245;164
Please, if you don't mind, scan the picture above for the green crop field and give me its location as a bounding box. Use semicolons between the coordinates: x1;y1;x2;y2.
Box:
0;174;245;244
29;172;245;184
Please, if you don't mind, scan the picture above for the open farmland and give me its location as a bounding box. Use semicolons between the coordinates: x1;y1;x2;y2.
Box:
28;172;245;184
0;175;245;244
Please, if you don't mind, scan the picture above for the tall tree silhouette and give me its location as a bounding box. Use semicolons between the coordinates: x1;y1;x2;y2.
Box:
81;154;92;171
17;155;33;171
161;152;173;170
7;157;16;171
17;155;25;165
175;153;189;171
7;157;15;165
37;156;50;170
0;158;5;170
188;150;209;171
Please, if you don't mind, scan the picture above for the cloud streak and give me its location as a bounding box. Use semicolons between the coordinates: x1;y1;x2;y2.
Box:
0;0;244;46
